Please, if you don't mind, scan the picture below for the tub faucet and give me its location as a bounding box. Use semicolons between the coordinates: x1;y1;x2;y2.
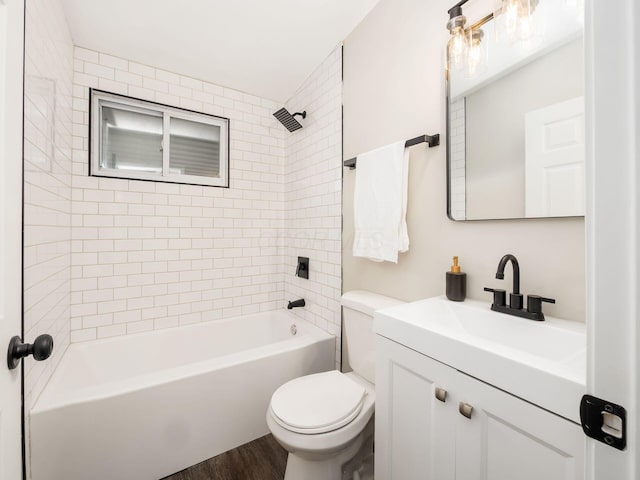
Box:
287;299;305;309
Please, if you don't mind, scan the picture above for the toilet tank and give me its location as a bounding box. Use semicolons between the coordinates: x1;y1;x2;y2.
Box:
341;291;405;384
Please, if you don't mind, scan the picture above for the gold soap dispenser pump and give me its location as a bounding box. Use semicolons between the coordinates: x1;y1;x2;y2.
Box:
446;256;466;302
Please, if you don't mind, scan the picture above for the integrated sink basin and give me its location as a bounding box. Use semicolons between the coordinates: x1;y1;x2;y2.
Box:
374;296;586;423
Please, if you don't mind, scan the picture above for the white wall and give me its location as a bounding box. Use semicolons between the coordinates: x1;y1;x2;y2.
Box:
23;0;73;411
343;0;585;322
70;45;344;349
70;47;288;341
283;46;343;366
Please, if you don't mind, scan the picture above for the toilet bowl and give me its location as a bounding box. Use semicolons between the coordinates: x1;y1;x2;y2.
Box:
267;291;404;480
267;371;374;480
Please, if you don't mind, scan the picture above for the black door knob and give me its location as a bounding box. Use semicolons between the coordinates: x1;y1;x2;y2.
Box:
7;334;53;370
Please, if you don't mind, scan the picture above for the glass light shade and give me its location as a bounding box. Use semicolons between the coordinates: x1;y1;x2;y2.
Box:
449;27;469;69
495;0;541;45
447;12;469;72
502;0;521;40
466;28;487;77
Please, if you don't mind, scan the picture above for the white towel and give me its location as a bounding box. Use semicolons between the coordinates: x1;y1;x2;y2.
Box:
353;141;410;263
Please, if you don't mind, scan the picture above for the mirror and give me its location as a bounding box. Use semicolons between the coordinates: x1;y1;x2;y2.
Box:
446;1;585;221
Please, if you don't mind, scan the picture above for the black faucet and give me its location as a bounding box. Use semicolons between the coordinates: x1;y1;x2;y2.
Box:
287;299;305;309
484;254;555;321
496;254;523;310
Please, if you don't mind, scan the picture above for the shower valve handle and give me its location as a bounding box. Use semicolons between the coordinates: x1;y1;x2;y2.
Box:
7;334;54;370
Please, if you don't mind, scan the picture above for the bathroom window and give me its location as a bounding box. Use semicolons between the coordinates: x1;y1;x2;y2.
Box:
90;90;229;187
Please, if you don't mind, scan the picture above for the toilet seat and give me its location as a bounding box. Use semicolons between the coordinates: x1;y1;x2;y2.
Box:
270;371;367;435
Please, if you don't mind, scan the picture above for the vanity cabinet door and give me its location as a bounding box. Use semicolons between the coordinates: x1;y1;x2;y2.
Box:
375;336;457;480
455;372;585;480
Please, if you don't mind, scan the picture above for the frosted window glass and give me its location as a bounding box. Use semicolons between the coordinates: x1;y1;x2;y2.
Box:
169;117;220;178
101;106;163;174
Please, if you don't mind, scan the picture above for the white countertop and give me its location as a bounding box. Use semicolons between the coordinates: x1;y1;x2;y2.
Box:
374;296;586;423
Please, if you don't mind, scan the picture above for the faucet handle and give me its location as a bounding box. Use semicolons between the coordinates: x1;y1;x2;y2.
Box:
526;295;556;316
484;287;506;307
509;293;524;310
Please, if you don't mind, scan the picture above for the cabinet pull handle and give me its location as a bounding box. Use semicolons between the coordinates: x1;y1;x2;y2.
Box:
435;387;447;402
459;402;473;419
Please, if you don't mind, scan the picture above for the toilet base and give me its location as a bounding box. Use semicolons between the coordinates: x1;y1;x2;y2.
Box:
282;419;374;480
283;432;363;480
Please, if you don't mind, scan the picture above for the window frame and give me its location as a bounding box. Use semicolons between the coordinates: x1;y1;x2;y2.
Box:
90;89;230;188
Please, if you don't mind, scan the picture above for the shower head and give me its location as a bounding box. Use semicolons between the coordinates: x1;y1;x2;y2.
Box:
273;108;306;132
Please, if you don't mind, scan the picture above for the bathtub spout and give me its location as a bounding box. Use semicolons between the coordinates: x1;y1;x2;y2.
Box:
287;299;305;309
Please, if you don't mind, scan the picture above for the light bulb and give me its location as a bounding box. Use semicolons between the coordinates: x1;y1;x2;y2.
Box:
503;0;520;40
449;26;469;69
466;28;487;77
495;0;541;45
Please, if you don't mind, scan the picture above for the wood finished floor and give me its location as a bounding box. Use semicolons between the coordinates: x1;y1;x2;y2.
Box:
162;434;287;480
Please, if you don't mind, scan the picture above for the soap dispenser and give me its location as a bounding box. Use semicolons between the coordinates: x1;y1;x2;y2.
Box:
446;256;466;302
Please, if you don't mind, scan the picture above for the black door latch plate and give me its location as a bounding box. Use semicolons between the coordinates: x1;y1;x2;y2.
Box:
580;394;626;450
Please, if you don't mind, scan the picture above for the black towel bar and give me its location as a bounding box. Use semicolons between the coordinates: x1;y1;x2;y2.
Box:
343;134;440;169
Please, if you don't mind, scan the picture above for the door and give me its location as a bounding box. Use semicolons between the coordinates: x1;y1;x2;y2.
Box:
524;96;585;217
586;0;639;478
375;336;456;480
455;373;585;480
0;0;25;478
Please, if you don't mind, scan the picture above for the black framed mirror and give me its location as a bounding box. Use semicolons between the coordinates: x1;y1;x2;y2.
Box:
446;1;585;221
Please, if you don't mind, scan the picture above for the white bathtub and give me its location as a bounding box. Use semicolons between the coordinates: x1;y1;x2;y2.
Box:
29;310;335;480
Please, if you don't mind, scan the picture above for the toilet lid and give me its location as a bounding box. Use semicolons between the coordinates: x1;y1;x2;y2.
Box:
270;371;367;434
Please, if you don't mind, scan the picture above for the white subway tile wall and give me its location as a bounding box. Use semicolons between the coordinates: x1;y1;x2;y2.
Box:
71;46;342;359
449;98;466;220
23;0;74;411
25;2;343;411
71;46;288;341
283;46;343;366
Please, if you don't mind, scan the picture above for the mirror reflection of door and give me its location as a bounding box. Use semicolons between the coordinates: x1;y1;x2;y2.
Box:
525;97;585;217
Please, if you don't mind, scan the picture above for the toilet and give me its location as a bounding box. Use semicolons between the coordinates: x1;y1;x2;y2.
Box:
266;291;404;480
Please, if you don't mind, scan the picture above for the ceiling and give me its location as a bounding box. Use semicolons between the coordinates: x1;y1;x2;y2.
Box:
60;0;381;102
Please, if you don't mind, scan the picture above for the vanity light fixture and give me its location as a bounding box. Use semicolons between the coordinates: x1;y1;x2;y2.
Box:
447;0;543;76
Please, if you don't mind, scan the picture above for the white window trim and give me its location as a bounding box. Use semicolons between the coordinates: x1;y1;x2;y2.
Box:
90;89;229;188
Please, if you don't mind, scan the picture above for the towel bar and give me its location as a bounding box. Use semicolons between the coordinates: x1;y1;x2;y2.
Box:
343;134;440;169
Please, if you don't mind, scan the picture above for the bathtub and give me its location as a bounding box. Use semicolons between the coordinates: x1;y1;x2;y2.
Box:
29;310;335;480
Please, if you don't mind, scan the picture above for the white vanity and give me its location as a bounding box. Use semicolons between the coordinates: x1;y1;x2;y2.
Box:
373;297;586;480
